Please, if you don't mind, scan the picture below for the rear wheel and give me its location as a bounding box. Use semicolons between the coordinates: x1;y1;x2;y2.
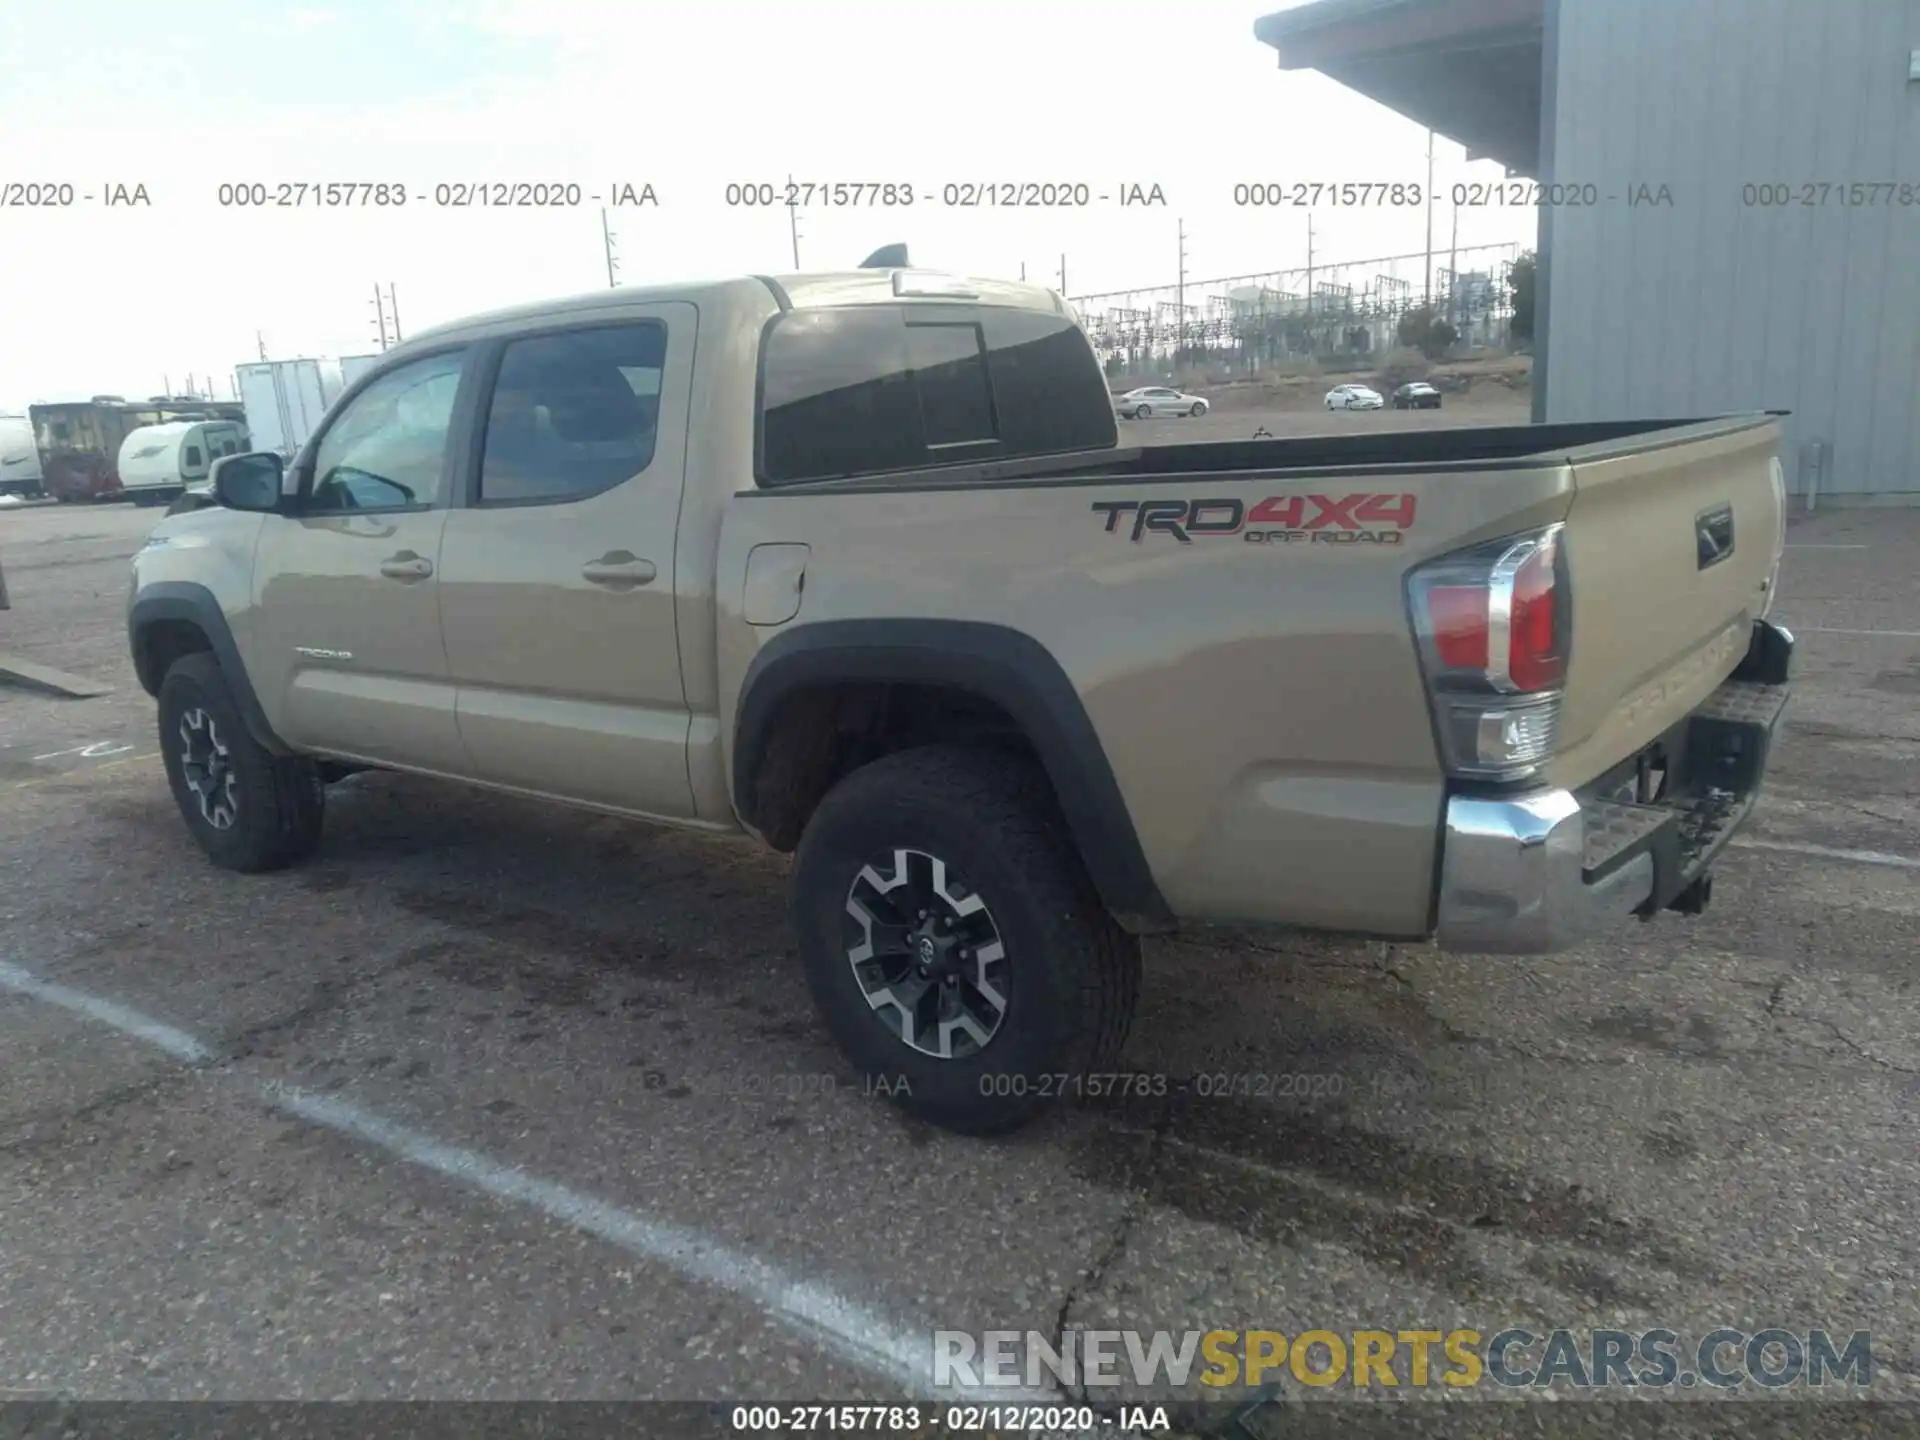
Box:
792;746;1142;1135
1135;403;1152;419
158;652;325;873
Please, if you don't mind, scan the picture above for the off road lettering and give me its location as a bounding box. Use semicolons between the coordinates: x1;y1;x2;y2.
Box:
1092;493;1417;544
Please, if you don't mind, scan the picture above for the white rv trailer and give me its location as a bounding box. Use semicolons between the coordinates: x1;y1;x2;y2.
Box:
115;419;250;505
0;414;44;497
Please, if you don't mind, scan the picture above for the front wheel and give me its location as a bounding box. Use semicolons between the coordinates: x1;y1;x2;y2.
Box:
1135;403;1152;419
792;746;1142;1135
1188;403;1205;417
158;652;325;872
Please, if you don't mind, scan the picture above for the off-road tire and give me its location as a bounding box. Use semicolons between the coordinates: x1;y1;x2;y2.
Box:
158;651;324;873
792;745;1142;1135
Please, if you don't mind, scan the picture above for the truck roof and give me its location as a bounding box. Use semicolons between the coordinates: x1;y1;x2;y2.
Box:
403;270;1070;349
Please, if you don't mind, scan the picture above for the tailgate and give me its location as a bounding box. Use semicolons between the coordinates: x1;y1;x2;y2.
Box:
1547;417;1784;789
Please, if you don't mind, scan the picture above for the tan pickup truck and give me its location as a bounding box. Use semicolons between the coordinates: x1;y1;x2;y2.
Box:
128;263;1794;1133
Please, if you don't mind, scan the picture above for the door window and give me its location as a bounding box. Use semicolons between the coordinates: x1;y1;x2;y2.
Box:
308;348;467;513
478;322;667;504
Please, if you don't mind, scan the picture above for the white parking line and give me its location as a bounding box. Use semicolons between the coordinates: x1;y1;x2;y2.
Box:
0;961;1054;1406
1795;628;1920;638
0;962;214;1063
1730;838;1920;869
1784;544;1868;549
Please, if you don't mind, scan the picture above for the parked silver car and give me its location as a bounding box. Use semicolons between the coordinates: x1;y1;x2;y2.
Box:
1113;386;1209;419
1325;384;1384;411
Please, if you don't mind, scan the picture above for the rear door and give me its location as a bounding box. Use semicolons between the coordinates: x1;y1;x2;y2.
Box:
435;306;699;819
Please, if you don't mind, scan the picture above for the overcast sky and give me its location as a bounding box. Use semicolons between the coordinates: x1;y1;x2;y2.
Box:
0;0;1534;407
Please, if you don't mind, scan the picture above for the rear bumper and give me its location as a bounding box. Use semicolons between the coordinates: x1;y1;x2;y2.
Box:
1434;620;1793;954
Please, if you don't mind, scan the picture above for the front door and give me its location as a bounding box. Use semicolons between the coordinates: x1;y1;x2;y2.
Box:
246;346;473;774
435;307;697;819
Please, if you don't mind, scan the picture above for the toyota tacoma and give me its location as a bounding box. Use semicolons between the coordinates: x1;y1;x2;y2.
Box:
128;261;1794;1134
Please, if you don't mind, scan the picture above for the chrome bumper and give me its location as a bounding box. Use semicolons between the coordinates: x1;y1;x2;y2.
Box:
1435;789;1657;953
1433;621;1794;955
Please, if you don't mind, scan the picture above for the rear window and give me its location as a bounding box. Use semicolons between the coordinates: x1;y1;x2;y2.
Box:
758;304;1116;485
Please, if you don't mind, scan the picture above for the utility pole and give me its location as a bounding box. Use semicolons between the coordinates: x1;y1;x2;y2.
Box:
1020;262;1026;281
1424;128;1436;308
1058;254;1067;296
602;208;620;288
1305;214;1316;320
387;283;402;342
1176;219;1188;361
256;331;268;360
371;284;391;351
1448;199;1460;332
162;374;171;396
786;175;804;269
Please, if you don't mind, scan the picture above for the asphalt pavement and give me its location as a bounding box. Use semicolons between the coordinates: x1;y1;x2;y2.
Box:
2;448;1917;1436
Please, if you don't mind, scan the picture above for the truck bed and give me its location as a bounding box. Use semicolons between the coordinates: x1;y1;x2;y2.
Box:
731;409;1787;937
764;414;1782;493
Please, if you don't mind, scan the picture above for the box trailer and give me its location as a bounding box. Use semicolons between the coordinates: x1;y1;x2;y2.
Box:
236;358;344;459
338;352;384;389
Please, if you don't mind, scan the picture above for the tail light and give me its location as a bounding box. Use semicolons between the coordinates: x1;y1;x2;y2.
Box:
1407;524;1570;782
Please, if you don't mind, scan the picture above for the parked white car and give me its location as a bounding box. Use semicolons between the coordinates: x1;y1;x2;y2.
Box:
1325;384;1384;411
1113;386;1209;419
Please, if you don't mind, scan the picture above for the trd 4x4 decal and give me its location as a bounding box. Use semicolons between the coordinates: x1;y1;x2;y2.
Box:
1090;493;1417;546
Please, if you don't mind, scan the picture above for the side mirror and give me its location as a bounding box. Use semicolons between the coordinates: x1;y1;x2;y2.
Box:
210;451;285;513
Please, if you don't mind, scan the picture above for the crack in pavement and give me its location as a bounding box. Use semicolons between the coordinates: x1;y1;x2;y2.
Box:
218;934;467;1062
1783;1010;1920;1076
0;1070;201;1157
1051;1090;1179;1405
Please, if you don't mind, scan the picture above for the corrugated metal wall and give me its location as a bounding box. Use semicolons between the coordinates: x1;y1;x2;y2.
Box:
1542;0;1920;502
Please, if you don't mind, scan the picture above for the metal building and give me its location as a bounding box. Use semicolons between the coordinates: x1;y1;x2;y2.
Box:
1256;0;1920;505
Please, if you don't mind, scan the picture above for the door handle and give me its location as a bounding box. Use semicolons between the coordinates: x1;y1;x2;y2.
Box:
581;551;657;588
379;551;433;581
